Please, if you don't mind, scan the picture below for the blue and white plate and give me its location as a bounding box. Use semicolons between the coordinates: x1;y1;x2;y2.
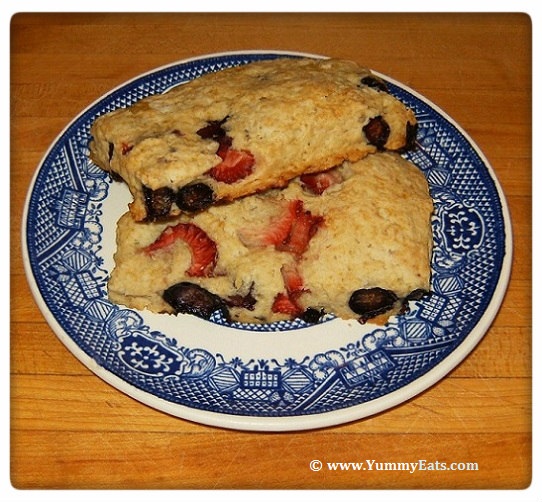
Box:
22;51;512;431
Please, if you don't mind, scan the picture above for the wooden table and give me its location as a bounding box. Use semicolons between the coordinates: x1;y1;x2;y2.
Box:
10;13;531;490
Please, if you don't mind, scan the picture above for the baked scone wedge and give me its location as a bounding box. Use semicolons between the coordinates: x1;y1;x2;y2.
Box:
108;153;433;325
89;57;418;221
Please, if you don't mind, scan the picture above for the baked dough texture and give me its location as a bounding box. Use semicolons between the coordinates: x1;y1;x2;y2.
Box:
108;153;433;325
89;57;418;221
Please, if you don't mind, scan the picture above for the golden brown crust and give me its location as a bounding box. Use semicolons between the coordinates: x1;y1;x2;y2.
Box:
89;57;417;221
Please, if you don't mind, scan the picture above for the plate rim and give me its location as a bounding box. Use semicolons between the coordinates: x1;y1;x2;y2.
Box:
21;49;513;431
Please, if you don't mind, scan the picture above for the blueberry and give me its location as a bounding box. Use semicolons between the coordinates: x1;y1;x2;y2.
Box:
360;76;388;93
176;183;215;212
143;185;175;220
163;282;228;320
362;116;390;150
348;287;398;320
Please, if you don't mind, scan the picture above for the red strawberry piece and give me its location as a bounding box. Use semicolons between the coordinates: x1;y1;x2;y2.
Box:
280;262;305;296
197;118;255;184
143;223;217;277
277;202;323;256
121;142;133;155
271;264;307;316
238;199;299;248
208;148;255;184
300;168;343;195
238;199;322;256
272;292;302;316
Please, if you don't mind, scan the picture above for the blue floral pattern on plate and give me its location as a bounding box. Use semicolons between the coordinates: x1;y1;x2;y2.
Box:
23;51;512;430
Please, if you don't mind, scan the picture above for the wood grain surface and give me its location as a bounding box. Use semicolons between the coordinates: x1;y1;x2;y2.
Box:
10;12;532;490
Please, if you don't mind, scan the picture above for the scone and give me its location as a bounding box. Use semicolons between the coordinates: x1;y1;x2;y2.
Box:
108;153;433;325
89;57;418;221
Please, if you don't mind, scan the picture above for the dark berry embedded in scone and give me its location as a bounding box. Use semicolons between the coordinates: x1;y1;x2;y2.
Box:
363;116;391;150
89;57;418;221
175;183;215;213
349;287;399;323
107;153;433;325
143;186;175;219
162;282;228;320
